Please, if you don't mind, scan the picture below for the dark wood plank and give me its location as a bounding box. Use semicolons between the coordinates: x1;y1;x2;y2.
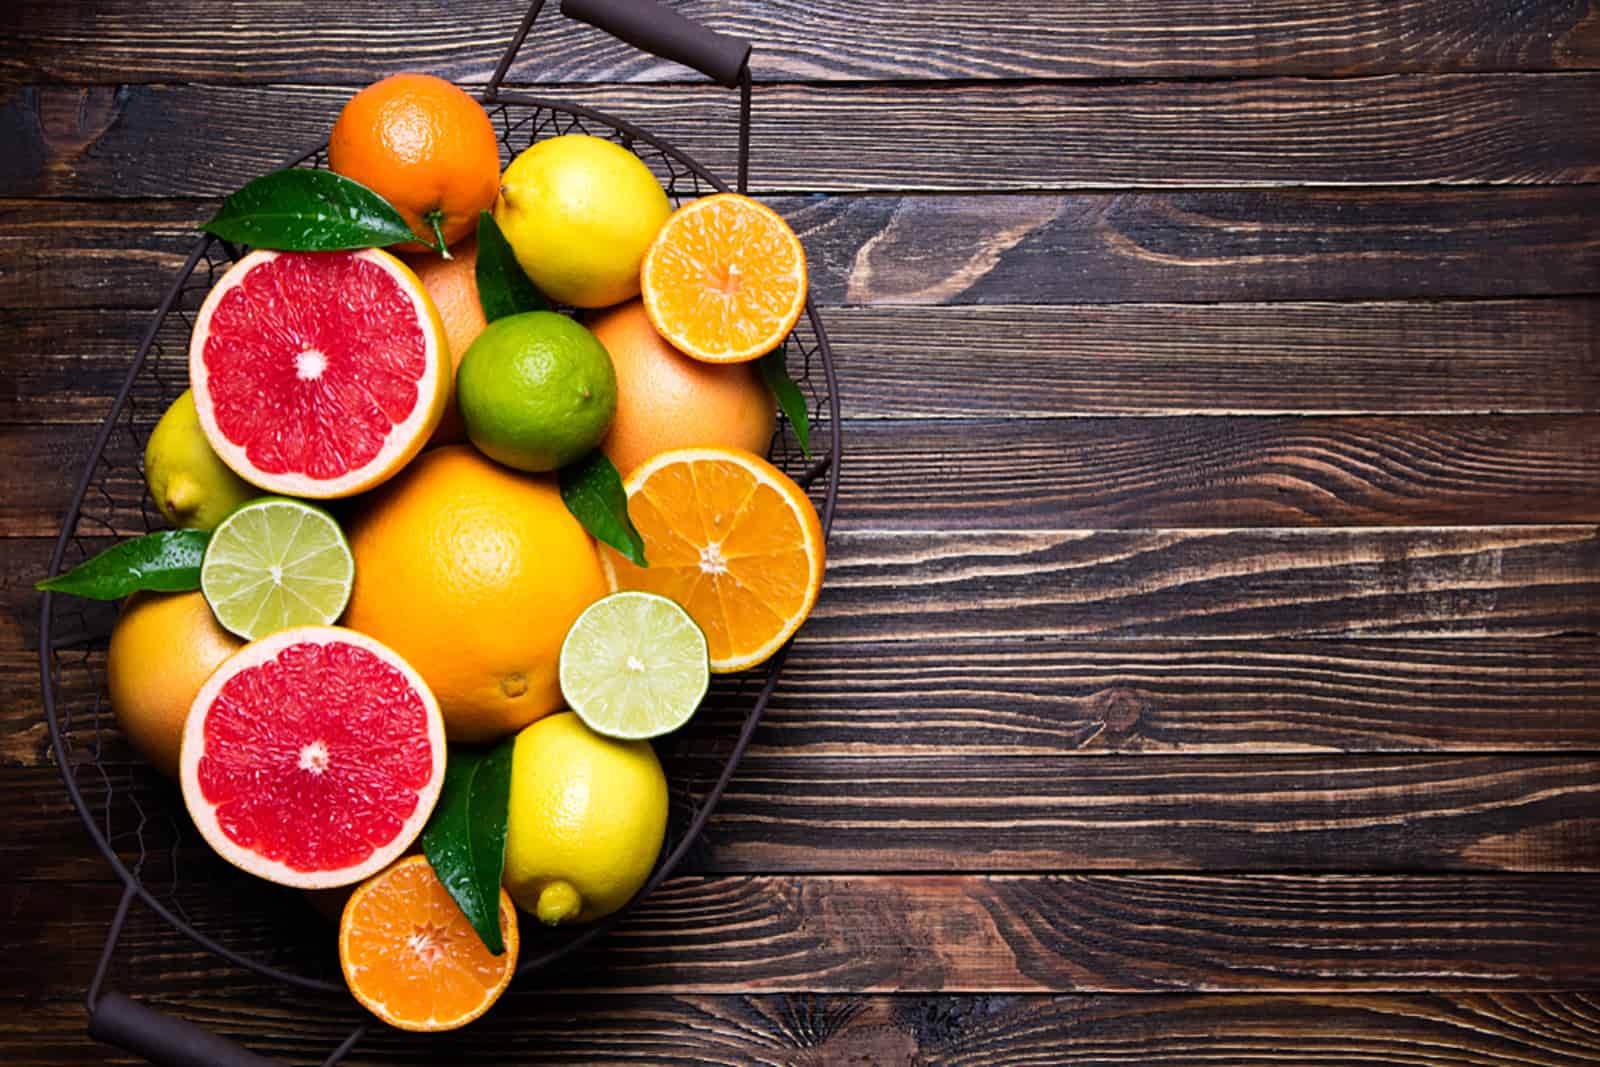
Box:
11;300;1600;425
11;413;1600;536
831;300;1600;418
6;0;1600;85
7;875;1600;991
12;636;1600;767
816;525;1600;640
6;76;1599;198
837;415;1600;530
14;992;1600;1067
10;753;1600;877
790;189;1600;306
10;188;1597;312
0;199;207;311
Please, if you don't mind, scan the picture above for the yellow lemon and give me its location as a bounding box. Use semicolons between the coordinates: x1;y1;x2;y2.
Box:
494;134;671;308
502;711;667;925
144;389;257;530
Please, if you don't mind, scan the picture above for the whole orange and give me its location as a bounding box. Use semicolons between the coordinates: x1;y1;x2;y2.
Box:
401;236;487;445
343;445;607;742
329;73;501;253
590;299;776;478
107;590;243;777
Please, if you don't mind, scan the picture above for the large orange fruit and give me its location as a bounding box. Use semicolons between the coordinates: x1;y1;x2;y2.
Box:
329;73;501;253
401;236;488;445
640;193;808;364
601;446;825;672
107;590;243;778
589;299;776;477
340;855;519;1032
344;445;608;742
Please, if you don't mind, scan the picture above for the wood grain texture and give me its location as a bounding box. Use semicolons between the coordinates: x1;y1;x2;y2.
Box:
789;189;1600;306
6;0;1600;85
14;992;1600;1066
12;636;1600;767
10;188;1596;312
9;753;1600;876
10;414;1600;536
7;875;1600;991
21;991;1600;1067
828;300;1600;418
5;76;1599;198
10;300;1600;425
813;526;1600;640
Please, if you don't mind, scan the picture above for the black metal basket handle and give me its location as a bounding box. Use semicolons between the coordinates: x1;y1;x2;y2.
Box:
84;4;758;1065
486;0;755;191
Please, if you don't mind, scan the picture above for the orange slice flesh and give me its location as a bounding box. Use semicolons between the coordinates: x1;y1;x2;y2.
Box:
601;447;825;673
639;193;808;364
339;856;519;1032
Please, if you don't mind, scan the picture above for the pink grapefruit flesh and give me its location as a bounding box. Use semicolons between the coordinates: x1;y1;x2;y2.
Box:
180;626;446;889
189;249;448;499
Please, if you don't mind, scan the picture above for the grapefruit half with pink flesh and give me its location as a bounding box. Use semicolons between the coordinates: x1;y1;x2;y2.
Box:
180;626;447;889
189;249;449;499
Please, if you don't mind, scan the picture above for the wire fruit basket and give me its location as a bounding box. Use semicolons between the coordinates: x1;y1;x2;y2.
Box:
36;1;841;1062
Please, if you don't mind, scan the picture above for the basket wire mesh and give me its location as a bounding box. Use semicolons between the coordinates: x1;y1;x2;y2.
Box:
39;18;841;1061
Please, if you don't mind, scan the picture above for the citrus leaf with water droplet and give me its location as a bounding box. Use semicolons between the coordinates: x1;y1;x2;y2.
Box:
202;169;416;251
422;740;515;955
35;529;210;599
559;450;647;567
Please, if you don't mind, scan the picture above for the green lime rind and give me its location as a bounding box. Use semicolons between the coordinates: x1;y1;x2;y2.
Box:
559;591;710;741
200;496;355;640
456;311;618;473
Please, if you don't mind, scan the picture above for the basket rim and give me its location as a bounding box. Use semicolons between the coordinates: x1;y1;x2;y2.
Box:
39;92;843;996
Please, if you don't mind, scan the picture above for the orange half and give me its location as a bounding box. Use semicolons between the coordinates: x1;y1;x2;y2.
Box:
601;446;825;672
639;193;808;364
339;856;519;1032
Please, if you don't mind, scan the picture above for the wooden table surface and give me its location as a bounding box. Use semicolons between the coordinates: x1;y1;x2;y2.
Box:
4;1;1600;1063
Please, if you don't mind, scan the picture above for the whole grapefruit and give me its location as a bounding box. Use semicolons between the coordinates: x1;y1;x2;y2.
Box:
343;446;608;742
107;590;244;778
590;299;776;478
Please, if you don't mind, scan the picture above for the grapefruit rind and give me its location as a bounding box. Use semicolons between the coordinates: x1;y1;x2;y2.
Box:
599;446;825;674
188;249;450;499
179;626;447;889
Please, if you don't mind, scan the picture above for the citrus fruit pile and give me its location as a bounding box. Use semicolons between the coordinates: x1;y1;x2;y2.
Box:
75;72;828;1033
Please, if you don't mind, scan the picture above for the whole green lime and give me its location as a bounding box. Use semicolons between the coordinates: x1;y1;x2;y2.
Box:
457;311;618;472
144;389;257;530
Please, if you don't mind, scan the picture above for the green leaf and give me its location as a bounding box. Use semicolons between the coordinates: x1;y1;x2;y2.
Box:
475;211;549;321
202;169;416;251
759;345;812;459
36;529;210;600
559;450;648;567
421;740;515;955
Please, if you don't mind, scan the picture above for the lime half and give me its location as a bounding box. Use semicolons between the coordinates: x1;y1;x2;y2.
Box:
559;592;710;739
201;497;355;640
